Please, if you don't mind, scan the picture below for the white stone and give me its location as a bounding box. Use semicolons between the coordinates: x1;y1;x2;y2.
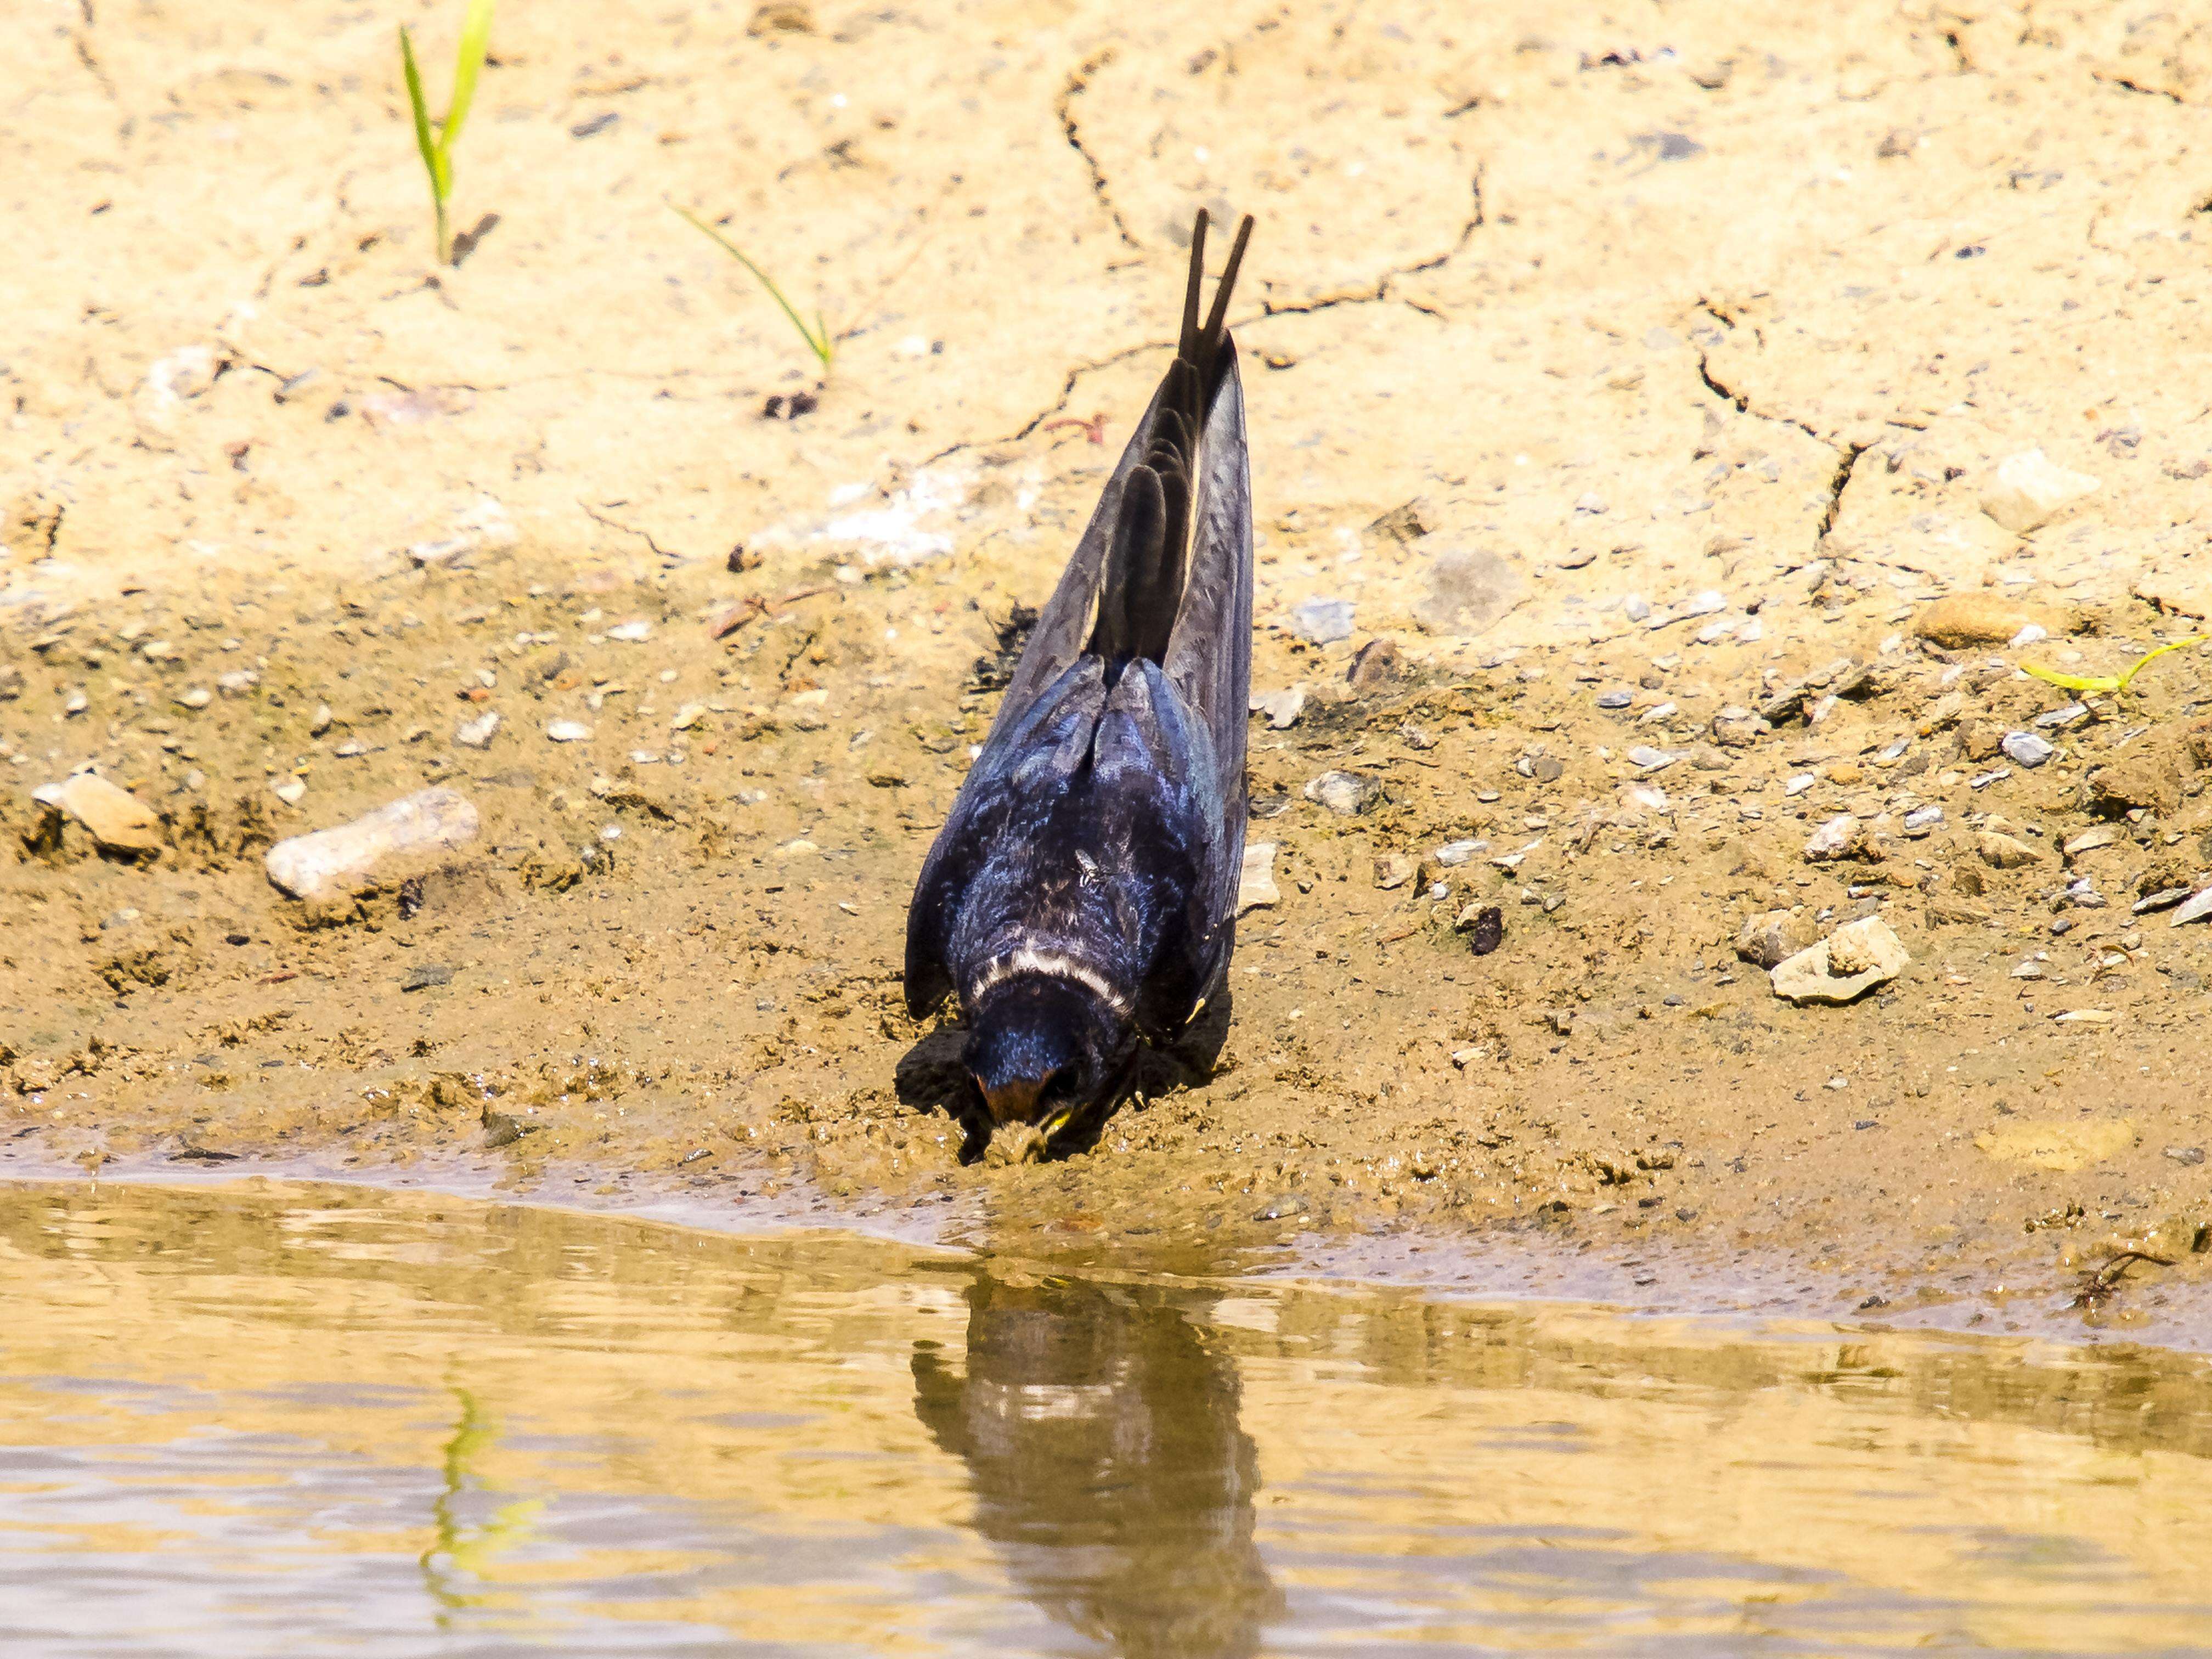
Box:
264;787;480;900
1803;814;1857;860
1252;686;1307;729
606;620;654;642
455;711;500;750
1981;448;2100;534
1770;917;1908;1005
1236;842;1280;915
546;720;593;743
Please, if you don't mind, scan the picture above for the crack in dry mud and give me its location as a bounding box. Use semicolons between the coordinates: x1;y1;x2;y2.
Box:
1055;48;1139;249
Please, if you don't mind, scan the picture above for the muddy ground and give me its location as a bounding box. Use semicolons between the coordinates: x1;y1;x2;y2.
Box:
7;0;2212;1340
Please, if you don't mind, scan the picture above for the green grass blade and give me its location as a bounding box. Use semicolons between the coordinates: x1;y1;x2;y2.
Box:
2114;635;2205;692
674;205;833;370
442;0;496;156
2021;662;2119;695
2022;634;2207;697
399;26;441;195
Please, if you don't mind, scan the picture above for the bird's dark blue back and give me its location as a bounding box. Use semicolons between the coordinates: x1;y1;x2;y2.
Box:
904;211;1254;1069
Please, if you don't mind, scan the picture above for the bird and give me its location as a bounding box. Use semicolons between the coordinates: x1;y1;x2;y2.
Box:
904;210;1255;1155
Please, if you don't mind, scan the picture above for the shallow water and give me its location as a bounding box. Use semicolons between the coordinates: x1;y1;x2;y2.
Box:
3;1182;2211;1657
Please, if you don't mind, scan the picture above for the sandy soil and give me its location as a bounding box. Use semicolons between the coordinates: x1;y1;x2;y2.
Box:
7;0;2212;1338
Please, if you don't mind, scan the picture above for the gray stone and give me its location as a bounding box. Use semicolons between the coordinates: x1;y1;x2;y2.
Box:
2001;731;2054;768
1290;597;1355;644
2171;887;2212;927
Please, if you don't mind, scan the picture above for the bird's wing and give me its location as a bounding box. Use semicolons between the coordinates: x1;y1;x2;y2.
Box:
1161;344;1253;964
972;379;1173;772
904;659;1107;1014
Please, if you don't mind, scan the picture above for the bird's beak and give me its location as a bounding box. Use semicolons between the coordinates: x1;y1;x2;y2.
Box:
1039;1104;1076;1143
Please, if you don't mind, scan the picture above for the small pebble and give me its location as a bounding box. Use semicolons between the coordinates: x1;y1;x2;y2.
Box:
546;720;593;743
1596;689;1633;710
455;711;500;750
2001;731;2053;768
607;620;654;643
1627;744;1675;772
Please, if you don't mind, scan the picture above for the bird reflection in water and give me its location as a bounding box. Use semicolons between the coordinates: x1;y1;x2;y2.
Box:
913;1271;1284;1658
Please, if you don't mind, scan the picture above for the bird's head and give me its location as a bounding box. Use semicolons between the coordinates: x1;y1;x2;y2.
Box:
963;975;1127;1142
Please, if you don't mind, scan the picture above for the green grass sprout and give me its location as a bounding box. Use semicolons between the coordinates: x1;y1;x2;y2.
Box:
2022;634;2207;697
400;0;495;267
673;205;836;372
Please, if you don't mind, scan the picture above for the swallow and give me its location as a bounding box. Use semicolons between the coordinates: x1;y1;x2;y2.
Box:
905;210;1256;1153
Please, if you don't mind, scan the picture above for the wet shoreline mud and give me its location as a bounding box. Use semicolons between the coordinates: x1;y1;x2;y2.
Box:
7;5;2212;1345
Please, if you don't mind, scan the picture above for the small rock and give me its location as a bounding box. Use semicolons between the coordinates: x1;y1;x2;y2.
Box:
1784;773;1814;797
2063;826;2119;859
1735;909;1820;969
670;703;708;732
2166;1146;2207;1167
1368;499;1433;543
455;711;500;750
1432;838;1486;867
2134;888;2191;915
1977;830;2040;869
1252;686;1307;729
1347;638;1402;692
1291;597;1355;644
173;686;212;710
400;963;454;992
1373;853;1418;891
272;778;307;805
310;704;333;737
12;1057;61;1094
2033;702;2088;730
1912;592;2073;648
1802;814;1859;862
2170;887;2212;927
49;774;165;856
1304;770;1379;815
1904;805;1944;833
216;669;259;697
1235;842;1280;915
1981;448;2100;534
747;0;815;33
1770;916;1908;1005
1627;744;1675;772
1596;689;1633;710
1464;905;1505;956
264;787;481;900
1711;708;1765;748
606;619;654;642
2086;754;2180;817
2001;731;2053;768
546;720;593;743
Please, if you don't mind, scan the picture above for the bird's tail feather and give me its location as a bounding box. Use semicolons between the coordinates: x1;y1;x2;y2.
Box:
1086;210;1254;667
